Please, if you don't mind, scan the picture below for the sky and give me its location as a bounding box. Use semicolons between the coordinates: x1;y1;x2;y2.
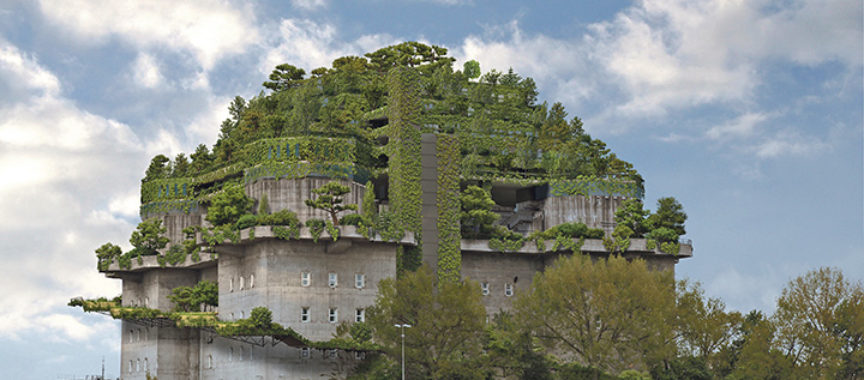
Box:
0;0;860;378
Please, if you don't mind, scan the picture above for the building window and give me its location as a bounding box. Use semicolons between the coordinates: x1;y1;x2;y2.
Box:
129;329;134;343
504;283;514;297
328;308;338;323
144;358;149;372
301;271;310;287
328;272;338;288
230;312;235;320
241;310;245;319
355;273;365;289
481;282;490;296
144;297;149;308
229;347;234;362
300;347;310;359
301;307;310;323
207;354;213;369
327;349;338;359
250;274;254;288
239;276;245;290
354;351;365;360
229;278;234;292
240;347;245;361
136;359;140;372
355;308;365;322
128;360;133;373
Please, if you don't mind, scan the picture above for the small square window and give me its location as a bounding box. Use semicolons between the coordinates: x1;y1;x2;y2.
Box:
301;272;311;287
301;307;310;323
355;273;365;289
355;308;365;323
300;347;310;359
327;349;338;359
328;272;338;288
354;351;365;360
481;282;490;296
328;308;338;323
504;283;514;297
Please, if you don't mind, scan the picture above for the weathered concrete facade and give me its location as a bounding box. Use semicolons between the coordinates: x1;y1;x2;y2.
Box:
110;176;691;379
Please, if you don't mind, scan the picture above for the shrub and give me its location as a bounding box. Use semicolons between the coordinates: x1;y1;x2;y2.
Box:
306;218;326;243
340;213;364;226
235;213;258;230
262;209;299;226
206;184;254;226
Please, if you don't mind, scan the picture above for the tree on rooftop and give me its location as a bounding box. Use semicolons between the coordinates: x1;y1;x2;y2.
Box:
144;154;170;181
206;184;254;227
129;218;169;255
460;185;499;239
305;181;358;225
263;64;306;92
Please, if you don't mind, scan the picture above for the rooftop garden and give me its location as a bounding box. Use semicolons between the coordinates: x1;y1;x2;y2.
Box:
139;41;643;215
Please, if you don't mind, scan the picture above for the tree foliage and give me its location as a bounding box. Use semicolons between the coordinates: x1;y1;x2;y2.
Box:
515;254;676;374
168;280;218;312
304;181;358;225
206;184;254;227
367;265;488;379
460;185;499;239
129;218;169;254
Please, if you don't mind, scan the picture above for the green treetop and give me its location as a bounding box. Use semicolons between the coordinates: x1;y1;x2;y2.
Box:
304;181;358;225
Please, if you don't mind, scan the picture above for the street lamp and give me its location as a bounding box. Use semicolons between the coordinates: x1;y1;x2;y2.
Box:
394;323;412;380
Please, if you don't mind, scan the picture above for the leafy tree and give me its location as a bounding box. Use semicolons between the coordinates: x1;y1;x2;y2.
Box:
463;59;481;79
361;181;377;222
646;197;687;236
171;153;190;177
189;143;212;175
168;280;218;312
304;181;358;225
206;184;254;227
773;267;864;378
515;254;676;375
460;185;499;239
614;199;650;237
263;64;306;91
129;218;169;255
249;306;273;328
367;265;488;379
485;312;553;379
144;154;170;181
675;281;742;360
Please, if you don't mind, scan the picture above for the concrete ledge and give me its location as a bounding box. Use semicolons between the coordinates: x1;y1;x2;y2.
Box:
104;251;218;274
460;238;693;258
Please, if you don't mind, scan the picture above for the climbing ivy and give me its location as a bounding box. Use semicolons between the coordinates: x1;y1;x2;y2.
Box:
387;67;424;270
436;134;461;283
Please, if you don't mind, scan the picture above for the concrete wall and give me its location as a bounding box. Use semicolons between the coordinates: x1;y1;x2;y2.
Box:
461;251;546;315
199;333;361;380
537;195;627;235
217;238;398;341
420;133;439;271
244;178;365;224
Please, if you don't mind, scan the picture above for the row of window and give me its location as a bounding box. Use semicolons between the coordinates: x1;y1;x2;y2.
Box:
128;328;149;343
128;358;150;374
229;274;255;292
229;272;368;291
300;307;365;323
480;282;514;297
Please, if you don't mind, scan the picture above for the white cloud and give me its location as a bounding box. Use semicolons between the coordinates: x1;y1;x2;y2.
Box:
0;41;140;342
0;41;60;98
753;130;830;158
261;18;399;75
131;53;164;89
291;0;327;10
587;0;862;116
38;0;260;70
706;112;770;140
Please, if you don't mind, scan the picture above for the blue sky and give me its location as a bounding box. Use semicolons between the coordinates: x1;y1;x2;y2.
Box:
0;0;860;378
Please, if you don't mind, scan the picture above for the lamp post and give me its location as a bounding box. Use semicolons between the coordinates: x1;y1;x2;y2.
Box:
394;323;412;380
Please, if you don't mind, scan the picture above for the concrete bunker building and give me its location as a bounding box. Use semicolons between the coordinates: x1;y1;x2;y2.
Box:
82;64;693;379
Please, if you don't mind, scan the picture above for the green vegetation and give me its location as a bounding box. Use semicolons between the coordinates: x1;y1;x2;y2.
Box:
460;185;499;239
304;181;358;225
167;280;218;312
606;197;687;254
